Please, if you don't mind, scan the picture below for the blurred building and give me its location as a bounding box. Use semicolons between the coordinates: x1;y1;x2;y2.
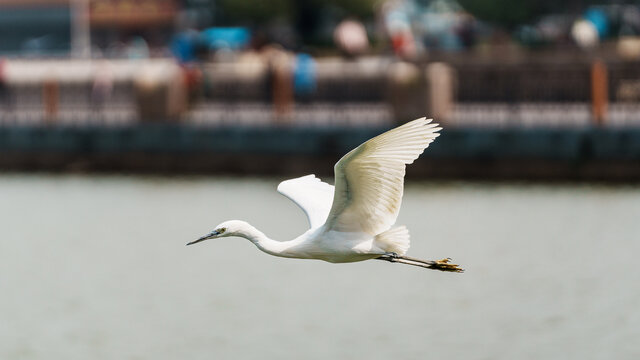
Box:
90;0;179;55
0;0;180;57
0;0;73;55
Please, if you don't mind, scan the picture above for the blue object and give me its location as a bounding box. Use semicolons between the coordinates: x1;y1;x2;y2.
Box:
201;27;251;50
585;8;609;38
170;31;199;63
293;54;317;96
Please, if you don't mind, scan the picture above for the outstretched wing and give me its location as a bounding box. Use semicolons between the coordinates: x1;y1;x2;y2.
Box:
277;174;335;229
325;117;441;235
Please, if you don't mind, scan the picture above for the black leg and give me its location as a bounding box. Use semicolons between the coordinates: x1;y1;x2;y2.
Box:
376;253;464;272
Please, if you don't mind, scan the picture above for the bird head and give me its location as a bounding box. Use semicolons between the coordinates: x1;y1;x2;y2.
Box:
187;220;245;246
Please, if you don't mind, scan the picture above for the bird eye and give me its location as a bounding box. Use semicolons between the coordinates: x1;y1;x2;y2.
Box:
218;227;226;234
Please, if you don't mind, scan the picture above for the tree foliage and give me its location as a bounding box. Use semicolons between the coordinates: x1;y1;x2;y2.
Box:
217;0;294;26
215;0;378;46
217;0;377;27
457;0;606;30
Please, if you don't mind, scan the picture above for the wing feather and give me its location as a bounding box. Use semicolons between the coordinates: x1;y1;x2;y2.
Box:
325;117;441;235
277;175;335;229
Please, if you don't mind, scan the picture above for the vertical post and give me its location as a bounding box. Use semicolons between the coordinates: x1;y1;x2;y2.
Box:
425;62;456;124
386;61;426;124
591;60;608;125
71;0;91;58
43;77;59;124
270;50;293;123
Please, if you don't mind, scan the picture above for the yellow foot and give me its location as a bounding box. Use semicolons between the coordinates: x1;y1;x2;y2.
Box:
431;258;464;273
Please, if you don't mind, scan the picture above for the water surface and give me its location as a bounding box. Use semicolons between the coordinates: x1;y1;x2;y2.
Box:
1;175;639;360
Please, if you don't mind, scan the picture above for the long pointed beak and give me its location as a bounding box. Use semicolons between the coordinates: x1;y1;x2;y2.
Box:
186;231;219;246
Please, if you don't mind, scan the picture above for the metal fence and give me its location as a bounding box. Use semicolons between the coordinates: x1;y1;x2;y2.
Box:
2;58;640;128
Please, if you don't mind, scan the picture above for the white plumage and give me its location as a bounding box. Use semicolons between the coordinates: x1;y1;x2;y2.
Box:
188;117;462;272
326;117;441;235
276;175;334;230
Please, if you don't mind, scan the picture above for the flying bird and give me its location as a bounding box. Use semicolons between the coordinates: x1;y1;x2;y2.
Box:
188;117;463;272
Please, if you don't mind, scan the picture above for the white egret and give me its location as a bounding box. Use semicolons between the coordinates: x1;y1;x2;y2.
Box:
188;117;463;272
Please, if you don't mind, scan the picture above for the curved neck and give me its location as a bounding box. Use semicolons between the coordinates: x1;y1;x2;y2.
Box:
235;222;288;256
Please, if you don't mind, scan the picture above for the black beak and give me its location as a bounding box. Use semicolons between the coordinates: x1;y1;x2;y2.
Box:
186;231;219;246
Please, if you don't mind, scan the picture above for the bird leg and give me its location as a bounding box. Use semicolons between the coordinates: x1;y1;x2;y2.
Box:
376;253;464;273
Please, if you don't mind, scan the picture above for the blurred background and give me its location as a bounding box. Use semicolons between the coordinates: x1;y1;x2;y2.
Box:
1;0;640;177
1;1;639;359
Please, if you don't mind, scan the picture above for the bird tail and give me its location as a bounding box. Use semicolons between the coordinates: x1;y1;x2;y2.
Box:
375;225;410;256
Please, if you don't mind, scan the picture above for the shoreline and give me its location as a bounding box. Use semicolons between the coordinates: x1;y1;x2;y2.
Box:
1;124;639;181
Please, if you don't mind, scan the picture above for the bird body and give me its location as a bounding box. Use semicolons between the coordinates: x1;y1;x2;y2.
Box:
189;117;463;272
210;220;382;263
